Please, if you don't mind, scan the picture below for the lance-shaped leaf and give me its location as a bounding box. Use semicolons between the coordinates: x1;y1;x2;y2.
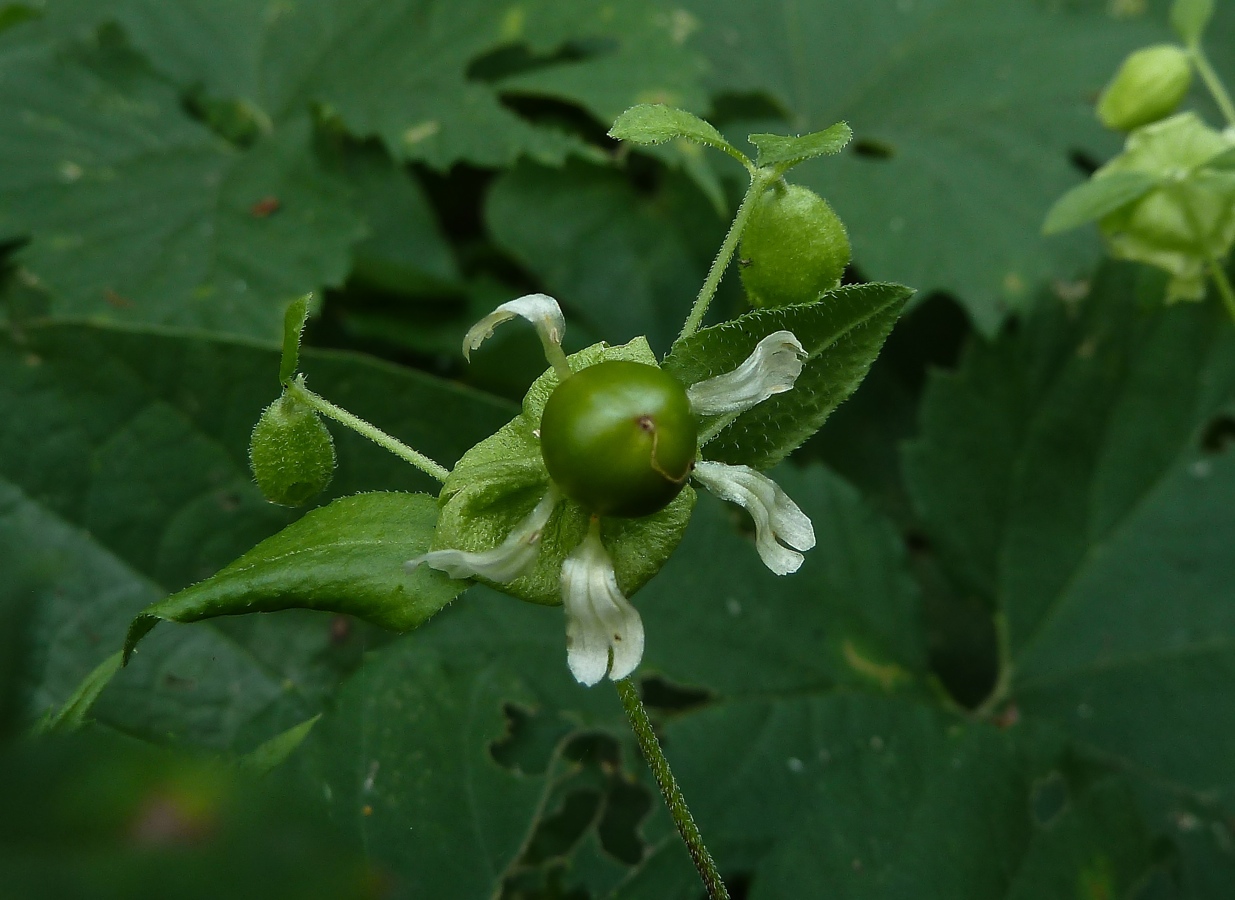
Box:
748;122;853;171
124;492;466;662
1042;171;1161;235
663;282;912;470
434;337;694;607
609;104;747;164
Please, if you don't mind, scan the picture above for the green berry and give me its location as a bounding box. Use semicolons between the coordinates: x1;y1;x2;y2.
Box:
1097;44;1192;132
740;183;851;308
249;392;335;506
540;361;697;518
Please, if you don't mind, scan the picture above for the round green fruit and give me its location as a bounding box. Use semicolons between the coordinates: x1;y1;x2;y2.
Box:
540;360;697;518
249;392;336;506
740;183;851;308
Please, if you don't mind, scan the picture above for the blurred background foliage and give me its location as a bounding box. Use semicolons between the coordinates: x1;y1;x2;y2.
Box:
1;0;1234;898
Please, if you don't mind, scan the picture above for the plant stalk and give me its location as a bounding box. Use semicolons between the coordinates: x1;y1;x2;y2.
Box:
1191;46;1235;127
615;679;730;900
291;380;450;483
1208;258;1235;323
677;170;773;344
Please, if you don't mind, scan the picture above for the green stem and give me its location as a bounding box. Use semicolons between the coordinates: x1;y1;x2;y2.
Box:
1191;45;1235;128
974;612;1013;720
615;679;730;900
290;379;450;483
677;170;774;344
1208;257;1235;323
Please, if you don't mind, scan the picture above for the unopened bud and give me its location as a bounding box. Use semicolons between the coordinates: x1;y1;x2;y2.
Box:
249;392;335;506
1097;45;1193;132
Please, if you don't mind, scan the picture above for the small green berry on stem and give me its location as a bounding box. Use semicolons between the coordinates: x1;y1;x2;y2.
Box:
540;361;697;518
249;391;336;506
740;182;851;308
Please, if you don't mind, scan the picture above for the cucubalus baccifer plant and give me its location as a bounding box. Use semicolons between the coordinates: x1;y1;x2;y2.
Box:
105;105;912;899
1044;0;1235;317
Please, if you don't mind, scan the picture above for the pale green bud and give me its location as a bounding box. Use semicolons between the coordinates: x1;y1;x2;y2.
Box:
249;391;336;506
1097;45;1193;132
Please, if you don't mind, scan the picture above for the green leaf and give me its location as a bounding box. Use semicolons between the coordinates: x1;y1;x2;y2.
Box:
662;282;913;469
677;0;1163;333
485;160;726;353
903;262;1235;798
1;320;512;749
608;104;746;163
239;714;322;776
124;493;466;663
1042;170;1162;234
1171;0;1213;45
435;338;695;607
279;295;311;385
0;30;365;342
747;122;853;170
31;651;122;736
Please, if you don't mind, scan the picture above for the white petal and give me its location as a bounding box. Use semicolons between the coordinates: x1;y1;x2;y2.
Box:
686;330;807;417
406;490;557;582
692;461;816;575
560;524;645;686
462;293;566;362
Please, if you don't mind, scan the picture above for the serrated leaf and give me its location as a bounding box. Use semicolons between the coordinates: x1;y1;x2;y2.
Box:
747;122;852;170
678;0;1164;333
1;320;511;749
0;31;365;341
903;262;1235;798
662;282;912;469
124;493;467;663
608;104;745;162
1171;0;1213;44
435;338;695;607
1042;170;1162;234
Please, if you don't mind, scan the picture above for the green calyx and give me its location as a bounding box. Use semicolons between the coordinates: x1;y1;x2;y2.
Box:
249;391;336;506
739;183;851;308
540;360;697;518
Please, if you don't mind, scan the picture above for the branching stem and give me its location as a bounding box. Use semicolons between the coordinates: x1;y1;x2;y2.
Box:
615;679;730;900
290;379;450;483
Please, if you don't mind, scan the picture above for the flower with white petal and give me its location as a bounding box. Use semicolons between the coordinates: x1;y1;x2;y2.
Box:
691;461;815;575
686;330;806;416
414;294;819;687
406;489;558;582
561;520;645;686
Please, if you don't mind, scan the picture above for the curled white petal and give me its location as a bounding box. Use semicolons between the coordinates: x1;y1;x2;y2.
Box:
560;522;644;686
406;490;558;582
686;331;807;416
462;293;566;362
692;461;816;575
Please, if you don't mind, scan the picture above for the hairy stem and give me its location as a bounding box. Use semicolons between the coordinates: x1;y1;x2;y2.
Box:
677;170;773;344
615;679;730;900
1191;46;1235;127
291;380;450;483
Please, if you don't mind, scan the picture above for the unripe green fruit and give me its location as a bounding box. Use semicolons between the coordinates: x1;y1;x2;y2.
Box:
249;392;335;506
1097;44;1192;132
739;183;851;308
540;361;697;518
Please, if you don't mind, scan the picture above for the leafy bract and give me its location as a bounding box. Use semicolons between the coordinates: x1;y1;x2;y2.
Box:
0;320;511;748
662;282;912;469
123;493;467;662
0;30;363;341
904;263;1235;798
608;103;745;163
435;338;695;607
677;0;1163;333
747;123;852;171
1042;170;1161;234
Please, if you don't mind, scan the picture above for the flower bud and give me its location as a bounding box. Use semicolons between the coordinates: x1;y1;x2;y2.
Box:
740;183;850;308
249;392;335;506
1097;44;1193;132
540;361;697;518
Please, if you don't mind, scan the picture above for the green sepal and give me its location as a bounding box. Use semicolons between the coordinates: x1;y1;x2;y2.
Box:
1171;0;1213;45
609;104;749;166
123;492;466;663
238;715;322;776
747;122;853;171
663;282;912;470
1042;171;1162;235
279;294;312;385
435;338;695;607
30;651;123;737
